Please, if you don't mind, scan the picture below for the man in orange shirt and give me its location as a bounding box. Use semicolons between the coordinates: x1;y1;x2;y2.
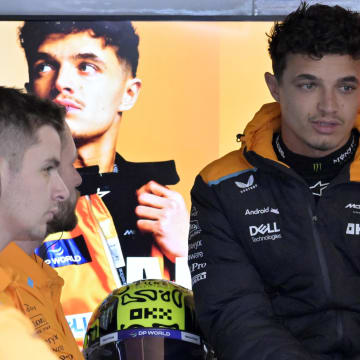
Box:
0;86;83;359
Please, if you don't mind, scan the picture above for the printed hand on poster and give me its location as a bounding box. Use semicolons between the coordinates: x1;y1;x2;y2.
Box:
136;180;189;263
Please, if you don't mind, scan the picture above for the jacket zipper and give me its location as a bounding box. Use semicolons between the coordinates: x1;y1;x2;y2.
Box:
308;205;344;355
308;207;331;297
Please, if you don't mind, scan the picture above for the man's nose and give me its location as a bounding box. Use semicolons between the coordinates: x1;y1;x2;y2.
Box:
317;88;338;115
53;171;70;202
55;64;76;94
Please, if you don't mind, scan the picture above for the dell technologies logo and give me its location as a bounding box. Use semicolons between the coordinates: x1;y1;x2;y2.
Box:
249;222;282;243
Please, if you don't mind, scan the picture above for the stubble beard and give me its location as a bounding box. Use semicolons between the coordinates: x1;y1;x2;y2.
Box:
46;191;80;235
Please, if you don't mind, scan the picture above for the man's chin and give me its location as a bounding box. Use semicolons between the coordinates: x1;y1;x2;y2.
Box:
46;213;78;236
305;137;340;154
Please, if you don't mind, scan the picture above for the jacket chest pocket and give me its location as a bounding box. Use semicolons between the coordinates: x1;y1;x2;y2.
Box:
238;216;317;287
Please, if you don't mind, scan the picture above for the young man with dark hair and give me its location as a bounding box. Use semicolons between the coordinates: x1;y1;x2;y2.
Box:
19;21;142;174
19;20;189;345
0;86;82;359
189;3;360;359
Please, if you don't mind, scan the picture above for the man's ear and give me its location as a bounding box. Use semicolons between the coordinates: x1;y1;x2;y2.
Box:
264;72;280;103
118;78;142;112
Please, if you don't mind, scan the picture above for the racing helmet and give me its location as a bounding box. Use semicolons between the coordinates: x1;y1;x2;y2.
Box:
83;279;214;360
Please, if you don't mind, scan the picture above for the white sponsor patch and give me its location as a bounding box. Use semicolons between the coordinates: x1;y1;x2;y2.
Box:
245;207;279;216
189;220;201;240
249;222;282;243
45;255;82;266
181;332;201;345
235;175;258;194
190;262;206;273
189;239;202;251
346;223;360;235
346;203;360;210
235;175;254;189
188;251;203;261
249;222;280;236
100;332;119;346
192;271;207;285
252;233;282;242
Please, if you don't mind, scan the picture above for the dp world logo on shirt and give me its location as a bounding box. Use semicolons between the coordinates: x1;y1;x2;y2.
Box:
35;235;92;268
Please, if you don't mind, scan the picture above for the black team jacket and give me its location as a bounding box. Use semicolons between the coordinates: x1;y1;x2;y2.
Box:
189;102;360;359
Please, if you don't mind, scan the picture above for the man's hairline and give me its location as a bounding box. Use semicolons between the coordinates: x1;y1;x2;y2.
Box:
5;124;63;173
274;52;360;83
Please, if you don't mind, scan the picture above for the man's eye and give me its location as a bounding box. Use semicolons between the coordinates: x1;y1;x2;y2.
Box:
340;85;356;93
43;166;54;174
35;63;53;74
78;62;97;74
299;83;315;90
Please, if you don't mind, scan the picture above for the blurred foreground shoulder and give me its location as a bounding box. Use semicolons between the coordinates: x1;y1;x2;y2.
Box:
0;305;58;360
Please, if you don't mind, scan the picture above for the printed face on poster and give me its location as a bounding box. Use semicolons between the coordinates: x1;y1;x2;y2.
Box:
1;21;273;200
0;20;274;343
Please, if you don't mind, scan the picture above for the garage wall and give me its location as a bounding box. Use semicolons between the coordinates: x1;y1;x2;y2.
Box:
1;0;360;17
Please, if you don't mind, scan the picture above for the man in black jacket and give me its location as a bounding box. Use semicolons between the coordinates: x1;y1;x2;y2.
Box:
189;3;360;359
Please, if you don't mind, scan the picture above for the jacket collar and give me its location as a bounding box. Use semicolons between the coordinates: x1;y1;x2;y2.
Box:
240;102;360;181
240;102;281;162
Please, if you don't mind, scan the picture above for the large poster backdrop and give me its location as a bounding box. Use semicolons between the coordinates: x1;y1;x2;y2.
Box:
0;20;274;344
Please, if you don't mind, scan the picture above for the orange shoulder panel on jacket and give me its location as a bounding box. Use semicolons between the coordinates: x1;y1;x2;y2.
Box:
200;149;253;185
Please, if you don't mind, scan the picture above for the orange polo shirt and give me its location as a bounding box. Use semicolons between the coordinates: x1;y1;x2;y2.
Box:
0;305;58;359
0;242;83;360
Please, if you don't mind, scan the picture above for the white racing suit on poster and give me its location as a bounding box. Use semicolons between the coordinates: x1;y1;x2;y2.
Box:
38;154;190;347
188;102;360;359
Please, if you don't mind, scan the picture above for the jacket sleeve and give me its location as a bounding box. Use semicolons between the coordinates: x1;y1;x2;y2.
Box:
188;175;318;360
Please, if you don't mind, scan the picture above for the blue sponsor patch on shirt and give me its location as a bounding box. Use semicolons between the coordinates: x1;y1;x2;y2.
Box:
35;235;92;268
27;277;34;288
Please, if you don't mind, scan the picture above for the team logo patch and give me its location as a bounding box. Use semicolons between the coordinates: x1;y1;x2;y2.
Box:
235;175;254;189
235;175;258;194
309;181;329;197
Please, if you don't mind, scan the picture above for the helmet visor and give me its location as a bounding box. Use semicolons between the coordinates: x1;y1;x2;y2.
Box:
84;328;205;360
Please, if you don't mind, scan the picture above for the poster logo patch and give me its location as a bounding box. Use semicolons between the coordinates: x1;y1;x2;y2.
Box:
35;235;92;268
